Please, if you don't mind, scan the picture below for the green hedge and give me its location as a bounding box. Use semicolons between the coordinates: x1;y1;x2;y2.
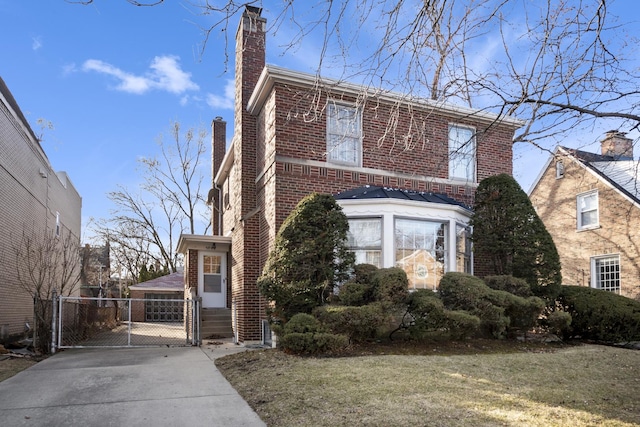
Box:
484;275;532;297
314;303;387;342
439;272;544;338
556;286;640;342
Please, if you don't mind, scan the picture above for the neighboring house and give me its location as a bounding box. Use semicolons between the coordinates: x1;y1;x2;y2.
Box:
79;243;111;298
529;131;640;299
177;6;522;344
0;76;82;342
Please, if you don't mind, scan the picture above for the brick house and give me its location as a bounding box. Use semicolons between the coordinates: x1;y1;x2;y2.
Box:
529;131;640;299
0;76;82;342
177;6;522;344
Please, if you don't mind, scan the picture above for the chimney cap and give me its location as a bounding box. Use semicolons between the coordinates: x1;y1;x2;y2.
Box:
214;116;223;121
245;5;263;16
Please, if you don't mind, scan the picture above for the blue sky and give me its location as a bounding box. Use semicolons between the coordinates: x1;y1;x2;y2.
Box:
1;1;638;243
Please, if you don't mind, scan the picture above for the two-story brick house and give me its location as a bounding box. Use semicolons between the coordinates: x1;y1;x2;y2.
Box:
529;131;640;300
177;6;522;344
0;76;82;343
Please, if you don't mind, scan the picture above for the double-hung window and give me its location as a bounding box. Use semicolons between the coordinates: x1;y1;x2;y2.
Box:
347;218;382;267
591;255;620;294
456;224;472;274
327;102;362;166
448;125;476;182
577;190;598;229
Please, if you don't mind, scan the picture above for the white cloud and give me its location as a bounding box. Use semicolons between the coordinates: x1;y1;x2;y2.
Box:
32;36;42;51
81;55;199;95
206;79;234;110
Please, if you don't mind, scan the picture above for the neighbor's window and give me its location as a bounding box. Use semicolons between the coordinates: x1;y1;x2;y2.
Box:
347;218;382;267
327;102;362;166
55;212;60;237
448;125;476;182
456;224;472;274
577;190;598;229
591;255;620;294
394;218;447;290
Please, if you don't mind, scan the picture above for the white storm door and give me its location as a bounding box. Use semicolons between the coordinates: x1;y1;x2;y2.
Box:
198;252;226;308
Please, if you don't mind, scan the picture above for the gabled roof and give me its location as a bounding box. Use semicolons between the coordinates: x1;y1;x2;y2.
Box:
334;185;472;211
129;272;184;291
531;145;640;206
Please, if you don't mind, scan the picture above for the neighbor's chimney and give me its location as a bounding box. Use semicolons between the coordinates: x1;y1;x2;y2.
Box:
212;116;226;180
601;130;633;160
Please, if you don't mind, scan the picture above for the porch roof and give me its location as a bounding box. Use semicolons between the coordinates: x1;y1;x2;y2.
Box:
176;234;232;254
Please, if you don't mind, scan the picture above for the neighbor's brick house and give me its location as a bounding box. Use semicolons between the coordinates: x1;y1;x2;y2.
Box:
0;77;81;342
529;131;640;299
178;6;522;344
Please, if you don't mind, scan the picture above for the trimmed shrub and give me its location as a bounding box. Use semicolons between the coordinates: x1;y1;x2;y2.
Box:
445;310;481;340
557;286;640;342
439;272;544;338
546;310;572;338
284;313;324;334
338;281;374;307
399;290;447;339
314;303;387;342
279;313;348;354
257;193;355;323
471;174;562;302
279;332;349;355
372;267;410;307
484;275;532;297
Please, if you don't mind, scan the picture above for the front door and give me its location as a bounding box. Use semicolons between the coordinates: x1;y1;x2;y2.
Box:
198;252;226;308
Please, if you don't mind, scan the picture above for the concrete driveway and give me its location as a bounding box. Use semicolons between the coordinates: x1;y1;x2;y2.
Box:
0;345;266;427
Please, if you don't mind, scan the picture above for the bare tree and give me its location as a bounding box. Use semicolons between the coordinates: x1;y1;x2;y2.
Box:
12;226;81;353
93;122;210;278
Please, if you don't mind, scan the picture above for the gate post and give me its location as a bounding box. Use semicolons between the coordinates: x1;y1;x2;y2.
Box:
50;290;57;354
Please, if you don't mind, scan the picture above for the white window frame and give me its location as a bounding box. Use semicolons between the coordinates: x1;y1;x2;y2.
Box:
555;161;565;179
577;190;599;230
590;254;620;294
347;217;382;267
448;124;476;182
326;102;362;166
394;217;448;291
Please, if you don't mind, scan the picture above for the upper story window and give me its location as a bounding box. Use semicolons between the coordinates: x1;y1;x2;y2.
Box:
347;218;382;267
327;102;362;166
448;125;476;182
55;212;60;237
591;254;620;294
577;190;598;230
555;161;565;179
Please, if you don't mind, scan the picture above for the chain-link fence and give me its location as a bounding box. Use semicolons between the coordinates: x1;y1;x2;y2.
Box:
56;296;199;349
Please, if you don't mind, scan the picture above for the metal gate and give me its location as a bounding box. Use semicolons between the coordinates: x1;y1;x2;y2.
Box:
54;296;200;350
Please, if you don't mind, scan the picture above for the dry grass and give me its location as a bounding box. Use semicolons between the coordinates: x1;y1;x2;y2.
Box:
0;357;37;382
216;340;640;426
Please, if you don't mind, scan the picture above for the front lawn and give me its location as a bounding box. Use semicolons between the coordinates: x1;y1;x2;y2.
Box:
216;341;640;426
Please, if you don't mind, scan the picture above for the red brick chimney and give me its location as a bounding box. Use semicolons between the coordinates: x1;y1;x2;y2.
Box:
210;116;226;235
233;5;266;342
601;130;633;160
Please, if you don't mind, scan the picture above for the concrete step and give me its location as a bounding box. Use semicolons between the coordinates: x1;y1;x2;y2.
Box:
201;308;233;338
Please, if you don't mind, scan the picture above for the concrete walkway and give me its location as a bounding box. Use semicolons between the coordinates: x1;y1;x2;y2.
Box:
0;344;266;427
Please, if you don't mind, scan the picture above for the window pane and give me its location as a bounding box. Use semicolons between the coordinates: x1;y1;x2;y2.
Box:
203;275;222;293
578;192;598;228
327;103;361;165
593;256;620;294
348;218;382;268
395;218;447;290
449;125;475;181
